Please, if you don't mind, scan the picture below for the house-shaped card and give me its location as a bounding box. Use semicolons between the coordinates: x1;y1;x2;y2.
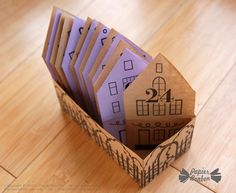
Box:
124;53;196;152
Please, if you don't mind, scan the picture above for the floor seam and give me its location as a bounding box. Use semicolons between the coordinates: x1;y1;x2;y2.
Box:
196;61;236;116
12;119;72;180
0;44;43;84
1;119;72;193
0;165;16;179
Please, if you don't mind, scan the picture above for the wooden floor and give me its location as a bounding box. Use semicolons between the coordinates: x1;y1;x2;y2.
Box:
0;0;236;192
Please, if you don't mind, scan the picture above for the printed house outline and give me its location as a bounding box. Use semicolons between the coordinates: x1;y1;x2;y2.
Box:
124;53;195;150
94;41;149;142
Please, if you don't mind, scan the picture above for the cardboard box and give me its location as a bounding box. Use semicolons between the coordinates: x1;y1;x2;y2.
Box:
53;80;195;187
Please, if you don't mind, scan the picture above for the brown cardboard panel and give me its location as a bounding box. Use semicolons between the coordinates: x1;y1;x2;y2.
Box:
49;14;65;86
124;53;195;149
42;6;57;59
78;22;103;115
88;28;118;83
55;15;74;94
69;17;93;97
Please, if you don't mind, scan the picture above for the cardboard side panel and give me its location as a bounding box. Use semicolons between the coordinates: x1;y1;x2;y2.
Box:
142;118;195;186
53;81;145;186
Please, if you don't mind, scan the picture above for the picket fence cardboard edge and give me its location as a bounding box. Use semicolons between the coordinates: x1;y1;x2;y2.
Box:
52;80;195;187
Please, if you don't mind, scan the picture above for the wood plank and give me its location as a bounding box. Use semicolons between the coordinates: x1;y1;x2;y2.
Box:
143;0;236;113
0;167;15;193
0;0;185;82
172;64;236;193
0;50;71;177
76;0;186;47
3;121;212;193
0;0;94;82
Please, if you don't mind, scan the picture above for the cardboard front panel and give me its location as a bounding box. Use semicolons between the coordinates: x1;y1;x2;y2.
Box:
124;53;196;150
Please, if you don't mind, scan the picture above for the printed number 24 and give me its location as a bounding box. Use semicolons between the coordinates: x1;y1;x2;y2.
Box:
145;88;171;103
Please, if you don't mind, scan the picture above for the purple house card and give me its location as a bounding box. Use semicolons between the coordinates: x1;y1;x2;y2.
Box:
82;25;110;114
45;10;61;81
61;17;85;104
103;118;126;143
73;20;98;102
95;48;149;141
92;33;152;84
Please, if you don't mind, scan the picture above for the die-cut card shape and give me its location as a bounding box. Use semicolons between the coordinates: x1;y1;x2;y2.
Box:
88;29;118;84
124;53;195;151
42;7;57;59
61;17;85;105
76;22;104;117
49;11;68;87
55;15;74;95
69;17;93;109
79;24;110;120
71;19;98;114
42;7;61;81
94;40;150;141
89;29;152;86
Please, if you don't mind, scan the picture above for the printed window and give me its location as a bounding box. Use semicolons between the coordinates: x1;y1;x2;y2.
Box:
153;103;166;116
168;128;180;137
138;129;150;145
156;63;163;73
123;60;134;71
102;64;106;69
112;101;120;113
152;77;166;95
122;75;138;89
108;82;118;96
153;129;165;142
169;99;183;115
136;100;149;116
